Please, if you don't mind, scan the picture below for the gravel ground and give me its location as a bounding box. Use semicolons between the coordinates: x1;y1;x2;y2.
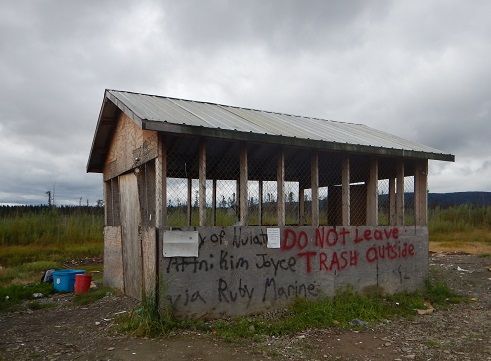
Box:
0;253;489;361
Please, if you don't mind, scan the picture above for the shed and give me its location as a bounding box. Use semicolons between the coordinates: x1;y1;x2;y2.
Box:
87;89;454;317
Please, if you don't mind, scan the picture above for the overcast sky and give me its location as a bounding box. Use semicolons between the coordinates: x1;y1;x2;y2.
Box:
0;0;490;205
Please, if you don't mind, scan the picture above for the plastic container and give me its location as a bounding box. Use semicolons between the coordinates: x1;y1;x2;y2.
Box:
74;273;92;294
52;269;85;293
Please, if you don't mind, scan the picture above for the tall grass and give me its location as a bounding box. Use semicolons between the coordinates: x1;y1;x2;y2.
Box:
0;207;104;268
429;205;491;233
0;207;103;246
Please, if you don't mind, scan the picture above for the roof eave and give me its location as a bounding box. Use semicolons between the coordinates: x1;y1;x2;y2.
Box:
86;90;145;173
143;119;455;162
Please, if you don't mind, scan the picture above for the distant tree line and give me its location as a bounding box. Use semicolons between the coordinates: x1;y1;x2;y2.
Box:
0;205;104;218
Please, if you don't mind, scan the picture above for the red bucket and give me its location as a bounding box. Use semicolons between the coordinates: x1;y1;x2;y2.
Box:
74;273;92;294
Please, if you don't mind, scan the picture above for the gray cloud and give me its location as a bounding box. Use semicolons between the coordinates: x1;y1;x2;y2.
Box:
0;0;490;204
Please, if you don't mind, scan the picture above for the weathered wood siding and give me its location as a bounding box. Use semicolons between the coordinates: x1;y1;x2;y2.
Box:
119;172;143;300
103;113;158;181
103;226;124;290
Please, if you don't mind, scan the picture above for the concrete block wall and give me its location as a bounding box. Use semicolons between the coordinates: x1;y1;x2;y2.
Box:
159;226;428;318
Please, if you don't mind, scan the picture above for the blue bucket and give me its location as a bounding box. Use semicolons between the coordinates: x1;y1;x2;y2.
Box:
52;269;85;293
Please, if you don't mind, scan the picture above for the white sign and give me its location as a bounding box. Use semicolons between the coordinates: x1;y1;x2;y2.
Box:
163;231;199;257
266;228;281;248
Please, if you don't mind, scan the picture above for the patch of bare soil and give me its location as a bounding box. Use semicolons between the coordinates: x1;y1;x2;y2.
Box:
0;254;490;361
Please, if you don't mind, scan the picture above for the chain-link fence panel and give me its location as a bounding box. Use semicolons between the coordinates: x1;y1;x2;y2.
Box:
319;152;342;226
378;179;390;225
166;135;199;227
349;156;369;226
404;175;415;226
164;134;418;228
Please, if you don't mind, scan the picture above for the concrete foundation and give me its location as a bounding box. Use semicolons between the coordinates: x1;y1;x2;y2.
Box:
159;226;428;318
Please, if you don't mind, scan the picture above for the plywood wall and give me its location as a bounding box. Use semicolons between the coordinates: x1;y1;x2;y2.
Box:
103;112;158;181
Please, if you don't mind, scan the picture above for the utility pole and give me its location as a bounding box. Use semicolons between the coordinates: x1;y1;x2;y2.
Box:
46;191;52;207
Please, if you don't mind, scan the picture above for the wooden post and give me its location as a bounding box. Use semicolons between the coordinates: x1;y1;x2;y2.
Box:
155;134;167;229
389;177;396;225
396;160;405;225
103;180;110;226
236;178;240;220
199;141;206;226
258;180;263;226
414;159;428;226
212;179;217;226
239;145;248;225
277;150;285;227
366;159;378;226
311;152;319;227
187;177;192;226
299;188;305;225
341;157;350;226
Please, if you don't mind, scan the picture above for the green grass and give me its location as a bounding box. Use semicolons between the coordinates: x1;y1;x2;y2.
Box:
117;280;462;341
73;287;112;305
0;283;53;311
0;208;103;247
0;243;102;268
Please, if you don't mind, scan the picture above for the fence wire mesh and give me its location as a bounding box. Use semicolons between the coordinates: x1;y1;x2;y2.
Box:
378;179;390;225
404;175;415;226
162;135;422;228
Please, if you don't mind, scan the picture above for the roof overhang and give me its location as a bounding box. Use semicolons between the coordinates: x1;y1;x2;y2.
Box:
87;90;455;173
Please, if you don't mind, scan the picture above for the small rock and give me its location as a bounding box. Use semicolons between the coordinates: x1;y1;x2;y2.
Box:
384;342;392;347
350;319;368;327
107;347;115;351
95;321;101;326
297;335;306;339
416;307;434;315
32;293;44;299
405;355;415;360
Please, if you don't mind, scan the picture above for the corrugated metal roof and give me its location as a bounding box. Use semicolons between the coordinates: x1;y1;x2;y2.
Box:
107;89;450;155
86;89;454;173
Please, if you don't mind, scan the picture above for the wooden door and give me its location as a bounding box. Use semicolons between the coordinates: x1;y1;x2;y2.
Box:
119;172;142;300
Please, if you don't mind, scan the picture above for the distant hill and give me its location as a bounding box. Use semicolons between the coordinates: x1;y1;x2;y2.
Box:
378;191;491;208
428;192;491;207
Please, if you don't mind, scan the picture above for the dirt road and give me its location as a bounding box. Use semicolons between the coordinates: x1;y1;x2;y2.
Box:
1;253;490;361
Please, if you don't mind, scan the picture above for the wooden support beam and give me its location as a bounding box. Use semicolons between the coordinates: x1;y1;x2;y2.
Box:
277;150;285;227
366;159;378;226
258;180;263;226
414;159;428;226
299;188;305;225
212;179;217;226
341;157;350;226
236;179;240;220
311;152;319;227
389;177;396;225
396;161;405;225
103;180;110;226
155;134;167;229
187;177;192;227
199;141;206;227
239;145;248;225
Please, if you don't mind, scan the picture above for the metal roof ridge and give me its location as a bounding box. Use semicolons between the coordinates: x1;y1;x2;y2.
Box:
106;89;362;127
